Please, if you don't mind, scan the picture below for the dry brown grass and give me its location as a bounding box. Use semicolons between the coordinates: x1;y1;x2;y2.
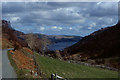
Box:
1;38;14;49
9;50;36;71
23;47;33;54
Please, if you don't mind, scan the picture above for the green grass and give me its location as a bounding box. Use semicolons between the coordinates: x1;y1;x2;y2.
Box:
35;53;118;78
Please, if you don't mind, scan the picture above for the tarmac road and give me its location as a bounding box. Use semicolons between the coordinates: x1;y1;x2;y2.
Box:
1;49;17;78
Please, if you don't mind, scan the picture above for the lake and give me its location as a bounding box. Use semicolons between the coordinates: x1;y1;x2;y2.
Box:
47;42;77;51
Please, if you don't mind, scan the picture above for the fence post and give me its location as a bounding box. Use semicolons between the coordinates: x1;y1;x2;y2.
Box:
55;73;57;80
51;74;54;80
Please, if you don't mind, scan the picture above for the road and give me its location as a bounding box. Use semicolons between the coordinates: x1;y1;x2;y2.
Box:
0;49;2;79
1;49;17;78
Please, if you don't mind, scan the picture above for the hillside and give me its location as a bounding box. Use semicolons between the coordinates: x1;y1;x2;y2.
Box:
64;22;120;57
63;22;120;69
1;20;41;78
1;20;82;51
1;20;49;53
1;20;119;78
1;20;27;49
35;34;82;43
35;53;118;78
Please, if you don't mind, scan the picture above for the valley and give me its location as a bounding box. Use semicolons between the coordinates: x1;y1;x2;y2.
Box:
1;20;119;79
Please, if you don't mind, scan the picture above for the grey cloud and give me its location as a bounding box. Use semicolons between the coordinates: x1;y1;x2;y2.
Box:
2;2;118;36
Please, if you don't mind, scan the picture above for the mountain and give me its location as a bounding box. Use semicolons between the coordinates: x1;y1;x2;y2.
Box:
1;20;50;52
62;22;120;69
2;20;81;53
64;22;120;58
35;34;82;43
1;20;27;49
2;20;119;69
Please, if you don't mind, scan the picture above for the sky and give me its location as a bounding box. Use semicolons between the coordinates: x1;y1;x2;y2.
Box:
2;2;118;36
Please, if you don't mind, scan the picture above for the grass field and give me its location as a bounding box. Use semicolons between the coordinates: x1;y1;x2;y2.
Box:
35;53;118;78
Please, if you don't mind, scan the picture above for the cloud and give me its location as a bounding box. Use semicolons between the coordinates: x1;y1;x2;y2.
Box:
88;27;92;30
58;27;63;30
2;2;118;36
51;26;63;30
96;2;102;5
69;27;72;30
10;17;20;22
89;23;96;27
52;26;57;29
89;2;118;17
40;27;45;31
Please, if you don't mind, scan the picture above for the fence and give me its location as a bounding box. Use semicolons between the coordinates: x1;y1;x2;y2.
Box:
22;50;67;79
51;73;66;80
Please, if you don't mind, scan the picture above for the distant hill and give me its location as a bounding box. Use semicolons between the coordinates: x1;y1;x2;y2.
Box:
1;20;82;52
64;22;120;59
35;34;82;43
2;20;119;69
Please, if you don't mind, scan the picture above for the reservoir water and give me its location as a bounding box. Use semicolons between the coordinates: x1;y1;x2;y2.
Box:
48;42;77;51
